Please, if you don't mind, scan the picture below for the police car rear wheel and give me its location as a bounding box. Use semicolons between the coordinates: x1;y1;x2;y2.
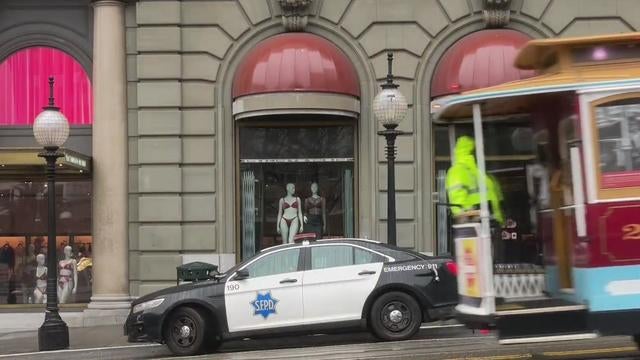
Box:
165;307;210;356
370;291;421;341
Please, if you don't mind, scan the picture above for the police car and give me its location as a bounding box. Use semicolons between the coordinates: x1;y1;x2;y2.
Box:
124;239;458;356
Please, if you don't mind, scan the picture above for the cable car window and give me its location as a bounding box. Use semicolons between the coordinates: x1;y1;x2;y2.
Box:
594;97;640;174
594;94;640;188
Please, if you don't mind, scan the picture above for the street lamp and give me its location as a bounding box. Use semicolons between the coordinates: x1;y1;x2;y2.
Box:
34;77;70;351
373;52;408;247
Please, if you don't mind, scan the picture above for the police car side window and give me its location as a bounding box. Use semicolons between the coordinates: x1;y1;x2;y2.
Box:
354;248;384;265
246;249;300;278
311;246;352;270
311;245;384;270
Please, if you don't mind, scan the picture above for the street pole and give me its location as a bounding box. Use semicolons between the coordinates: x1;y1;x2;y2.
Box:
374;53;407;247
35;77;70;351
379;126;401;246
38;147;69;351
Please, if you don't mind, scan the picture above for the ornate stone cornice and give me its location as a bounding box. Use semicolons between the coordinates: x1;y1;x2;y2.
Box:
482;0;512;28
278;0;313;32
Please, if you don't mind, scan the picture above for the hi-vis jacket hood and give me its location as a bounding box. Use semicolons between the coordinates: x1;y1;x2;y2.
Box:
453;136;477;172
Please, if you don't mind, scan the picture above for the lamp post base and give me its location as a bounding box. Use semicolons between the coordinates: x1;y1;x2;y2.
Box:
38;312;69;351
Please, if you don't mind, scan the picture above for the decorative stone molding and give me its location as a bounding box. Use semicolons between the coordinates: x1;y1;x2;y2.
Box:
482;0;512;28
278;0;313;32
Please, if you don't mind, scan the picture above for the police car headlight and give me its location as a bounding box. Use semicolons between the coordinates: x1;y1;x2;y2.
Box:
133;298;164;314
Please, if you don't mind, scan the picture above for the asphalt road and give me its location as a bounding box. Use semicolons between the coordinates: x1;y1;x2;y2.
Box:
1;324;638;360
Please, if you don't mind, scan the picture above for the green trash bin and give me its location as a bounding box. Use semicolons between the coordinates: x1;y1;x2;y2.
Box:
176;262;219;285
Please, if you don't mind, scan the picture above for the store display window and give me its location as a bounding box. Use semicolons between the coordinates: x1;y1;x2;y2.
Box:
0;180;92;305
238;118;356;259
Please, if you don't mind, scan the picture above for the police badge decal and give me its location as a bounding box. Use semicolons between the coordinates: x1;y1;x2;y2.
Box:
251;291;278;319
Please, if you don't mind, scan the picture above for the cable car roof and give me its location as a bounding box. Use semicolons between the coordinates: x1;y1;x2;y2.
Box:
432;32;640;120
432;64;640;120
516;32;640;70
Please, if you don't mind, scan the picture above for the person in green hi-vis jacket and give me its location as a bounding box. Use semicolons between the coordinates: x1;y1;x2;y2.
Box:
446;136;506;262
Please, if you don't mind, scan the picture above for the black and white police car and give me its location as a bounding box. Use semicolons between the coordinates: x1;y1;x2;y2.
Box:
125;238;458;356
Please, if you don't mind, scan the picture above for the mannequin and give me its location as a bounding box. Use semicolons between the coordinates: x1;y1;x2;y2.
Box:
57;245;77;304
304;182;326;240
276;183;303;244
23;243;37;303
33;254;47;304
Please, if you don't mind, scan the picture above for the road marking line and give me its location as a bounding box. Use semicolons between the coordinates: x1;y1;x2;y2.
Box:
542;346;638;357
399;336;483;343
420;324;465;329
0;344;162;358
498;333;597;344
445;354;533;360
496;305;586;316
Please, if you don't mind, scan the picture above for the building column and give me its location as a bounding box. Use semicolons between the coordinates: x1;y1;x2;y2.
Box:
85;0;130;321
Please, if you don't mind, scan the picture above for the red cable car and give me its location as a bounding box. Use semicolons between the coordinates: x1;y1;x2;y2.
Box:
432;32;640;348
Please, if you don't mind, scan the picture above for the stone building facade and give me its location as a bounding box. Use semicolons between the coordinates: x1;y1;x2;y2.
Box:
1;0;640;317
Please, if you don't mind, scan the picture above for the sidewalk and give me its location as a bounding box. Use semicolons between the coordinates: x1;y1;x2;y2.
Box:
0;306;129;334
0;312;84;334
0;325;166;359
0;325;126;354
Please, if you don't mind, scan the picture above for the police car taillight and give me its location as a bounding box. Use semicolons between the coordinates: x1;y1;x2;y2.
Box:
445;261;458;276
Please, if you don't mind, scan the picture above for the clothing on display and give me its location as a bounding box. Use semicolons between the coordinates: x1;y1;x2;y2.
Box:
283;199;299;209
0;243;15;304
57;245;77;304
58;261;75;288
0;237;93;305
0;243;15;269
277;183;304;244
282;217;297;227
305;197;324;215
305;195;325;240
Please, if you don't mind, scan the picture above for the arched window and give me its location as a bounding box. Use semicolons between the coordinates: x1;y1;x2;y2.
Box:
0;47;92;126
233;33;360;259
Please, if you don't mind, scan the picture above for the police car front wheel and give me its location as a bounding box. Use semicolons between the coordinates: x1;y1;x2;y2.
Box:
164;306;216;356
369;292;422;341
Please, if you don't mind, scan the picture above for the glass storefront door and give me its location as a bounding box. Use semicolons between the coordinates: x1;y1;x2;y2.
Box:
238;120;356;259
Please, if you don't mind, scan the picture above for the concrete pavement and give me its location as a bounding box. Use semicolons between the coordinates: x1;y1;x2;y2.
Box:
0;323;638;360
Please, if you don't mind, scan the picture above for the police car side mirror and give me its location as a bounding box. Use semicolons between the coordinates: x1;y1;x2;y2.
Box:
235;269;250;280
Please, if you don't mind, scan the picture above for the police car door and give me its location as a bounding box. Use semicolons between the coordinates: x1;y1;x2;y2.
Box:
225;248;304;333
303;244;385;324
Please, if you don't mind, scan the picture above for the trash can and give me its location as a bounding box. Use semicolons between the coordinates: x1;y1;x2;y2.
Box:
176;262;219;285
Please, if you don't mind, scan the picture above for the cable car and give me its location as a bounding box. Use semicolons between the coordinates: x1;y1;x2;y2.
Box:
432;32;640;347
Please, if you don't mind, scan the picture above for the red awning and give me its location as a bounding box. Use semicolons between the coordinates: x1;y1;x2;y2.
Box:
232;33;360;99
431;29;535;98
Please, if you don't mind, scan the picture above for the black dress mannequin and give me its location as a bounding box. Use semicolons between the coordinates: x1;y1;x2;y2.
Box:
0;243;16;303
304;182;326;240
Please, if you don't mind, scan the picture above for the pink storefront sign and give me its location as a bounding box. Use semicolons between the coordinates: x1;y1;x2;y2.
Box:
0;47;93;126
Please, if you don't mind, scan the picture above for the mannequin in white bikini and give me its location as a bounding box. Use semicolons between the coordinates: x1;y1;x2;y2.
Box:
276;183;304;244
57;245;77;304
33;254;47;304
